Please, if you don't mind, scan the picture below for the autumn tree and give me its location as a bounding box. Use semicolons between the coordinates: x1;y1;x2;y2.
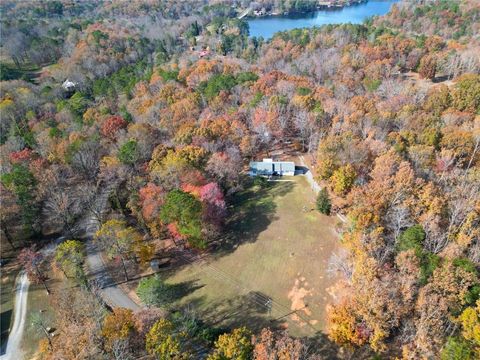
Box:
18;247;50;294
206;148;242;189
327;300;368;348
54;240;86;283
200;182;227;228
42;285;106;359
95;219;142;281
252;328;307;360
418;54;437;80
102;307;137;351
330;164;356;195
145;318;190;359
451;74;480;113
134;182;165;238
134;308;167;349
208;327;253;360
101;115;128;140
457;300;480;351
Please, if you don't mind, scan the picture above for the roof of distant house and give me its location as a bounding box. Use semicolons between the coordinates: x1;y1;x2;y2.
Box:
62;79;76;89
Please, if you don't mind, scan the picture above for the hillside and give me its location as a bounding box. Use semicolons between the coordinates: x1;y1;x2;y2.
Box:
1;0;479;359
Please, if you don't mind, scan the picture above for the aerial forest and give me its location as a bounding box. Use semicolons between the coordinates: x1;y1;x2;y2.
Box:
1;0;479;359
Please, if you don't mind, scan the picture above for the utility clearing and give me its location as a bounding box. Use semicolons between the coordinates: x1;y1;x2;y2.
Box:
166;176;340;336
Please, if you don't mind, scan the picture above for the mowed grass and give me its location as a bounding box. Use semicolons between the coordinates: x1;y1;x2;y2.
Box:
20;267;72;359
165;176;339;337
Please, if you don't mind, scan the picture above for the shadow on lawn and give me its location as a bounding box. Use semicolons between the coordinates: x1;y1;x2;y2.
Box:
212;180;295;257
185;291;283;333
304;333;342;359
166;279;205;303
181;292;343;359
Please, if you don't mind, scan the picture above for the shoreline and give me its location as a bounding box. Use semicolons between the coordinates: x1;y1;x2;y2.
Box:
244;0;369;19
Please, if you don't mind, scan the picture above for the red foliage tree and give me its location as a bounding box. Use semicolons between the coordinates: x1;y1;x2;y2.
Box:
18;246;50;294
101;115;128;140
138;183;164;222
200;182;226;227
9;148;33;164
166;222;185;244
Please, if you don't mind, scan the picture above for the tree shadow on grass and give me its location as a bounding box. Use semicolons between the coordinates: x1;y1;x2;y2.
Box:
304;333;343;359
136;276;205;306
212;180;295;257
183;291;284;333
178;292;344;359
168;279;205;303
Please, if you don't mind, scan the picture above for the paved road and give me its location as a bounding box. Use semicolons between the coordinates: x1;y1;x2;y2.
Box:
82;183;140;310
85;242;140;310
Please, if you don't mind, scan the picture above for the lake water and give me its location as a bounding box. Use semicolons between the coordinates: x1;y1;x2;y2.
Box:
247;0;398;39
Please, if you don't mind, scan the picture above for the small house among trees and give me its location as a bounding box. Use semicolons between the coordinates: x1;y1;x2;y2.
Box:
62;79;76;91
249;158;295;176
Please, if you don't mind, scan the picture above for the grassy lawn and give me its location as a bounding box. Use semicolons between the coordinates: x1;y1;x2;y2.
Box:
20;283;55;359
165;176;340;337
0;263;54;359
20;269;69;359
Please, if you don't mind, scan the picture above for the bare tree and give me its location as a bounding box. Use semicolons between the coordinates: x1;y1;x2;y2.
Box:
71;140;101;181
327;249;353;281
112;339;133;360
43;188;84;236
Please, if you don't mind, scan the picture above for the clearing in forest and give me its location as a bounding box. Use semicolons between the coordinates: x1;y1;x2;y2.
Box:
166;176;340;337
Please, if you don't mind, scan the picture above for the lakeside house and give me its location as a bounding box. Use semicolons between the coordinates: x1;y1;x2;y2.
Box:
249;158;295;176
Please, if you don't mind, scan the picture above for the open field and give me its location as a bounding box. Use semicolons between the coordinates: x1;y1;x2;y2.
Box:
165;176;340;337
19;280;56;360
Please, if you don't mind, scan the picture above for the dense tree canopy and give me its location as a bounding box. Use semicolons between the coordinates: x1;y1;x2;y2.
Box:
1;0;479;359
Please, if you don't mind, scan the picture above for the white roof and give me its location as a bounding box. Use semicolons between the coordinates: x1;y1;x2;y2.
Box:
62;79;76;89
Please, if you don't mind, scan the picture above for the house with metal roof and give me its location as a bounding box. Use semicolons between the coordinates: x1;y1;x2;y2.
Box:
249;158;295;176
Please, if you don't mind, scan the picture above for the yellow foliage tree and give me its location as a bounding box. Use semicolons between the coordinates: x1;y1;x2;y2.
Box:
146;319;190;359
207;327;253;360
102;308;135;349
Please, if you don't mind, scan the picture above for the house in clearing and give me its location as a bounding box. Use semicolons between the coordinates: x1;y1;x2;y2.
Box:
249;158;295;176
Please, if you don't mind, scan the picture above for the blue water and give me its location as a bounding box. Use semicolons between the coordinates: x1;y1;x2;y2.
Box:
247;1;398;39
